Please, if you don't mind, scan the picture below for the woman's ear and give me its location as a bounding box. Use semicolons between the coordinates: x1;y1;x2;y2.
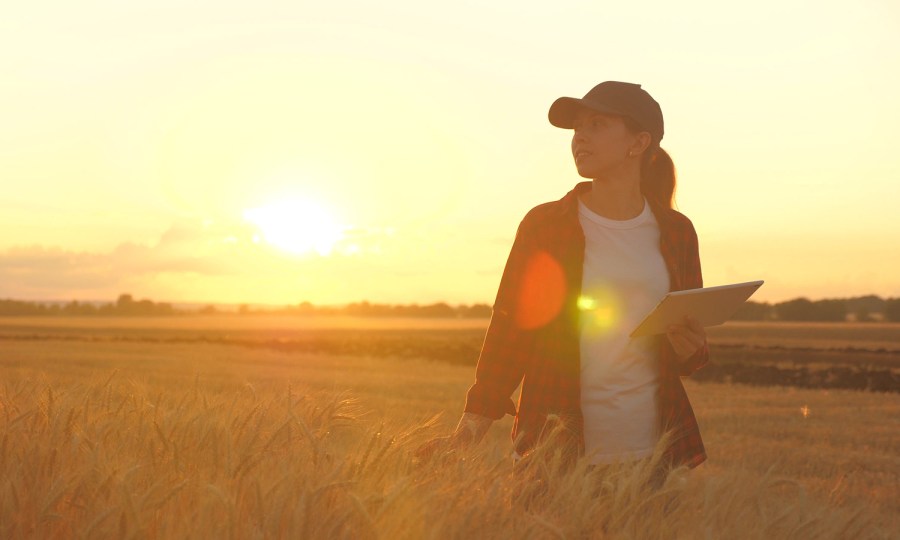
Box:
630;132;652;157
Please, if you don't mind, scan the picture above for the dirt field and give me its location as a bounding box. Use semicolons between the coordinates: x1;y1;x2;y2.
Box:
3;317;897;390
2;316;896;351
1;318;898;538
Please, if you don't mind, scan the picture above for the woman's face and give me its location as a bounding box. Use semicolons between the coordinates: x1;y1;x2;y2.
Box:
570;109;638;179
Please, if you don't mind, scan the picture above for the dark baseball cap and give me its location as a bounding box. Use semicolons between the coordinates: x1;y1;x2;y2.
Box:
548;81;664;143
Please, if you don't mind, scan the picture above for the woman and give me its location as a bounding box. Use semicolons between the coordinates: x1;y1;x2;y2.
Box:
419;81;710;471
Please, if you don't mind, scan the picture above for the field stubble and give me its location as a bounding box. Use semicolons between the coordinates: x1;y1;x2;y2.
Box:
0;318;898;538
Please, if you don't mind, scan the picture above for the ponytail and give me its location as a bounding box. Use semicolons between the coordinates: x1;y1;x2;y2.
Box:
621;115;677;210
639;146;676;210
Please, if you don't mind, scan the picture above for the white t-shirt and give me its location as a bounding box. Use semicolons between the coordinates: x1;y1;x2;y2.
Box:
577;196;670;464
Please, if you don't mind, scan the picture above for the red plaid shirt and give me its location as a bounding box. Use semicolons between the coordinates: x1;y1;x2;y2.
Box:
465;181;709;468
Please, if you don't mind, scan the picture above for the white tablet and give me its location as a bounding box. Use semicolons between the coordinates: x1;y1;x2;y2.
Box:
629;280;764;338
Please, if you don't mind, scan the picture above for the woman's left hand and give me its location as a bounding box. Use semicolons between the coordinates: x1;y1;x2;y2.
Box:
666;315;707;359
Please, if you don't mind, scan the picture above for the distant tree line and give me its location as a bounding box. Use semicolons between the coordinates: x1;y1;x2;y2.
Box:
229;300;494;318
1;293;899;321
0;294;176;317
733;295;900;322
0;295;492;319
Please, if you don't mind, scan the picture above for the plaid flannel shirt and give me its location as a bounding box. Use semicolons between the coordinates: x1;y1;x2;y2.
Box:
464;181;709;468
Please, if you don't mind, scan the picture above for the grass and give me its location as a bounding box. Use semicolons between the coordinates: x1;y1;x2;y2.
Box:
1;335;897;538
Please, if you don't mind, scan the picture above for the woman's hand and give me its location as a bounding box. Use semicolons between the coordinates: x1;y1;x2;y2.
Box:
666;315;707;360
414;413;493;462
414;432;468;462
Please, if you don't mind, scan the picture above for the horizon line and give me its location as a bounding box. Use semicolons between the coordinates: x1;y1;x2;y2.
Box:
2;292;898;308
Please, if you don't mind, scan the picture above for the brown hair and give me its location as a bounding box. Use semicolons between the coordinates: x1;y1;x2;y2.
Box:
622;117;676;210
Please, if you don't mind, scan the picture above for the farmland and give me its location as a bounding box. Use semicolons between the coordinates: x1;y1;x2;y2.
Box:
3;316;897;392
1;317;898;538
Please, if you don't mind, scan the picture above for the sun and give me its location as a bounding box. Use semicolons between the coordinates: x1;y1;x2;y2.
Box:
243;197;344;255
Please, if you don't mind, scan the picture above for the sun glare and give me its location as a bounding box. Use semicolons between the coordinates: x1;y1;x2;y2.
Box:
578;287;622;336
243;198;343;255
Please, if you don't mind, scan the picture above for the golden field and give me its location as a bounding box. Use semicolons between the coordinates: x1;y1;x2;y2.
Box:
1;317;898;538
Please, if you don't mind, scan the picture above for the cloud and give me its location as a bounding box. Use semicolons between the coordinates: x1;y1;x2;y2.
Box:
0;221;241;296
0;219;402;300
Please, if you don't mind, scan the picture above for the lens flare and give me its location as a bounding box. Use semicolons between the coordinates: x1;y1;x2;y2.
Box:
515;251;566;330
578;286;622;336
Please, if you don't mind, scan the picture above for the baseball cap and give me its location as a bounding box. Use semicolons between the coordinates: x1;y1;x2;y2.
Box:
548;81;664;143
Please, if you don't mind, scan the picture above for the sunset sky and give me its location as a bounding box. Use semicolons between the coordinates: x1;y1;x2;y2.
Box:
2;1;898;307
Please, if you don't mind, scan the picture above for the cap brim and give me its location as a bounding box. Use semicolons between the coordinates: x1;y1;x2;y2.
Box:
548;97;627;129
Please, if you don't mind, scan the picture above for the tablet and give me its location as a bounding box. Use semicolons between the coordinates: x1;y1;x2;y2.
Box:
629;280;764;338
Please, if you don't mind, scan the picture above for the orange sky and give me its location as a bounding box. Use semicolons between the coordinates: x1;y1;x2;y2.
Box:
2;1;899;306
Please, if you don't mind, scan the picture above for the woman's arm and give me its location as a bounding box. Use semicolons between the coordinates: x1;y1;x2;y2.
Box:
415;218;534;461
671;221;710;376
463;218;535;419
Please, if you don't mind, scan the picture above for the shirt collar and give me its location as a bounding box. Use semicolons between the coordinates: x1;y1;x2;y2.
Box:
558;180;673;231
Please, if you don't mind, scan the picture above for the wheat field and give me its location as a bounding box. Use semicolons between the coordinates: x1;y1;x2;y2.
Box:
1;328;898;538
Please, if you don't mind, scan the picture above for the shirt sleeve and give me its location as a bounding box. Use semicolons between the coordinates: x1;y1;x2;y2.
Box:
463;218;534;420
676;221;710;376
